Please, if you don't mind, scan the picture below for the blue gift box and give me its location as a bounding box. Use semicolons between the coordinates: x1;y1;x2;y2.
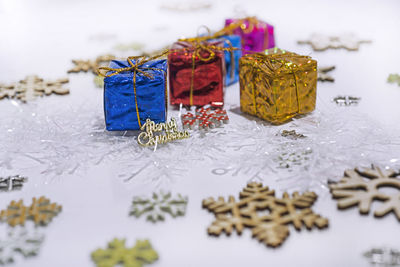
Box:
103;59;167;131
208;35;242;86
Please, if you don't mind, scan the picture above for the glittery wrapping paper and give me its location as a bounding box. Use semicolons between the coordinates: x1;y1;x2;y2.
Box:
207;35;242;86
239;49;317;124
225;18;275;54
168;41;225;106
103;59;167;131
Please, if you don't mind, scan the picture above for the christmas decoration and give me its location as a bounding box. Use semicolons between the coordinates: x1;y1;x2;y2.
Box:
297;34;371;51
0;196;62;226
113;42;145;52
203;182;328;247
91;239;158;267
130;192;188;222
0;75;69;102
137;118;190;147
329;165;400;220
333;96;361;106
239;48;317;124
364;247;400;266
160;2;212;12
93;75;104;88
280;130;306;140
67;54;115;74
275;147;313;170
224;17;275;54
206;35;242;86
168;41;229;107
98;52;168;131
0;175;27;192
318;66;335;82
181;107;229;130
388;74;400;86
0;229;44;265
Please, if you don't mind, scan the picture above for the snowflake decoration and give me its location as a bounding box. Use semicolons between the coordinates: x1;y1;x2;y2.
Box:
364;247;400;266
130;192;188;222
181;107;229;130
388;74;400;87
203;182;328;247
280;130;306;140
0;175;27;192
318;66;335;82
333;96;361;106
91;239;158;267
67;54;115;74
275;147;313;170
0;229;44;265
0;75;69;102
329;165;400;220
0;196;62;226
298;33;371;51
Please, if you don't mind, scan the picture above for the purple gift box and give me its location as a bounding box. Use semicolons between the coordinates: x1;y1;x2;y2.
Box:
225;17;275;54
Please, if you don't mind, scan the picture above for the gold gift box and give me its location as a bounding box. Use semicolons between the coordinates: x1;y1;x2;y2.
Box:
239;48;317;124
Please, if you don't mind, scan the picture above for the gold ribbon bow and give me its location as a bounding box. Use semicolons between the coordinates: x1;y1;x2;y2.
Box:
174;39;239;105
97;50;169;128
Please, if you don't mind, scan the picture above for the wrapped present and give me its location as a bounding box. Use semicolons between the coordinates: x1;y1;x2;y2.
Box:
224;17;275;54
239;48;317;124
206;35;242;86
168;41;226;107
99;54;168;131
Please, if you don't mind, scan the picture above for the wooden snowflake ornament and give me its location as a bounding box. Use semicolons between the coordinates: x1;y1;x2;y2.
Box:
0;75;69;102
0;175;27;192
130;192;188;222
91;239;158;267
329;166;400;220
298;34;371;51
0;196;62;226
68;54;115;74
202;182;328;247
333;95;361;106
318;66;335;82
181;107;229;130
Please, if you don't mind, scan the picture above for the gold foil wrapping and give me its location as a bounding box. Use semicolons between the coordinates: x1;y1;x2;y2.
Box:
239;48;317;124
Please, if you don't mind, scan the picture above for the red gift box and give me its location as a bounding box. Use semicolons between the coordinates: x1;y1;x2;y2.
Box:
168;41;225;107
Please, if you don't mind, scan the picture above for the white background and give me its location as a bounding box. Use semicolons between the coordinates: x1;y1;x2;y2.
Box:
0;0;400;266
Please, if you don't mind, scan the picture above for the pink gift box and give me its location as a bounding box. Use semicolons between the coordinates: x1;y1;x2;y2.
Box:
225;17;275;54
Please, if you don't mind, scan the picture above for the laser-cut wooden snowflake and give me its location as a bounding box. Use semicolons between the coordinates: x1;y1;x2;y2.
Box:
130;192;188;222
91;239;158;267
0;75;69;102
388;74;400;86
329;165;400;220
298;34;371;51
67;54;115;74
0;229;44;265
203;182;328;247
333;95;361;106
318;66;335;82
0;175;27;192
181;107;229;130
0;196;62;226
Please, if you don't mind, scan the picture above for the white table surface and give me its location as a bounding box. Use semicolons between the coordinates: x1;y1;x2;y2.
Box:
1;0;400;266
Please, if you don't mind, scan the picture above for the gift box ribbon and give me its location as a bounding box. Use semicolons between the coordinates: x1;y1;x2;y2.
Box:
249;53;305;115
174;39;239;105
98;51;169;128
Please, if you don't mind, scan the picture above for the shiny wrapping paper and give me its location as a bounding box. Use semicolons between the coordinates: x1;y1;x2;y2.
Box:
103;59;167;131
168;41;225;107
207;35;242;86
225;18;275;54
239;49;317;124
